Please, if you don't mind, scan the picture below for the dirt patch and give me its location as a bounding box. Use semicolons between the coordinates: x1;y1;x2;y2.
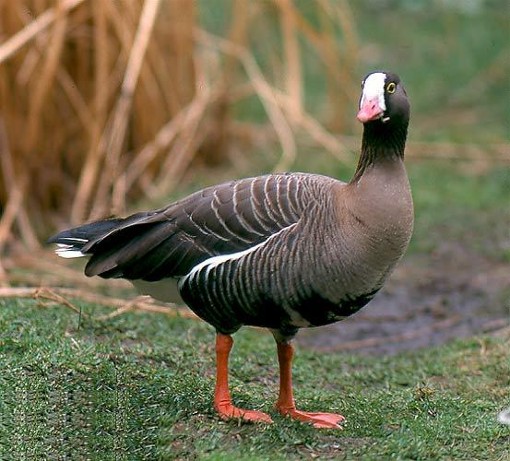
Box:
298;243;509;355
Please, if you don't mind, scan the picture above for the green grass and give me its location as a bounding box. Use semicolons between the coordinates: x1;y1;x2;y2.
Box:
1;299;508;460
407;161;510;259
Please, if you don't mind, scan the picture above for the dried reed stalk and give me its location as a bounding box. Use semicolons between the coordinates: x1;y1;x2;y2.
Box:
276;0;303;116
0;0;85;64
318;0;358;130
69;0;112;225
123;83;213;191
24;3;68;156
0;116;40;249
93;0;162;219
197;29;297;173
0;0;365;254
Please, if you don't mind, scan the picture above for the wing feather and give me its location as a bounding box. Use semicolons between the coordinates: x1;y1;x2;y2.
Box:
58;173;328;281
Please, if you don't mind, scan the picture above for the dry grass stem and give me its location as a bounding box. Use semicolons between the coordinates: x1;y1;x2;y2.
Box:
275;90;352;161
0;178;26;249
0;286;197;321
275;0;303;116
8;252;130;289
93;0;162;218
0;286;82;315
25;5;68;155
0;0;85;65
197;29;297;172
0;119;33;250
124;85;213;191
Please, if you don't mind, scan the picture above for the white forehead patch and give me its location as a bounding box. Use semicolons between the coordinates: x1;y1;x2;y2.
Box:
360;72;387;111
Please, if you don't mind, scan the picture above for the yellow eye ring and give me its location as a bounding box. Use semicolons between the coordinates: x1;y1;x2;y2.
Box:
386;82;396;93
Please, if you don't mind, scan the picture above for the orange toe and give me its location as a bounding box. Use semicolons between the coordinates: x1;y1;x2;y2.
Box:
277;407;345;429
216;402;273;424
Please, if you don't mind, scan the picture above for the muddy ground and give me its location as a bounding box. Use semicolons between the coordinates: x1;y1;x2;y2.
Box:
298;242;509;355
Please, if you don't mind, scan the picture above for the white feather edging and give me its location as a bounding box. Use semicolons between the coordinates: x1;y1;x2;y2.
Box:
55;243;86;259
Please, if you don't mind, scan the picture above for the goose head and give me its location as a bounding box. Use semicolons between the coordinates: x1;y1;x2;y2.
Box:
357;71;410;127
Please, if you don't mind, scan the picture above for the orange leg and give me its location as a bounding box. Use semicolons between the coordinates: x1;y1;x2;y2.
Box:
214;333;273;424
275;341;345;429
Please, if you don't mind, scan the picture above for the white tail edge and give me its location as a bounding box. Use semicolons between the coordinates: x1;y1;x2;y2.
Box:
55;243;86;259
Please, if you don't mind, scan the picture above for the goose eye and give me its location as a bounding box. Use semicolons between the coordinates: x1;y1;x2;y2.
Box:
386;82;396;93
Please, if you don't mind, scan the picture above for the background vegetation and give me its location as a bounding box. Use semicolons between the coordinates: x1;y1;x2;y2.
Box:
0;0;508;459
0;0;507;249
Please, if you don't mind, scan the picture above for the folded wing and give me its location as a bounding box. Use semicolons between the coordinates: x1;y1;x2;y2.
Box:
49;174;310;281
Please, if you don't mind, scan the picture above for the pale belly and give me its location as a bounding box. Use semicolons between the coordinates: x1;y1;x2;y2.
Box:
131;278;184;304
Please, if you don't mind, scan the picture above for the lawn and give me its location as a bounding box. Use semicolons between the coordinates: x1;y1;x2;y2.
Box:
0;296;508;460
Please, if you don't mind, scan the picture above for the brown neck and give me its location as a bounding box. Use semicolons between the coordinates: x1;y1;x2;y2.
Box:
351;122;408;183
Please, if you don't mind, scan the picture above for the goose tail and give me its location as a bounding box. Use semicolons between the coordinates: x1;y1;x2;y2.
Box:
47;219;124;259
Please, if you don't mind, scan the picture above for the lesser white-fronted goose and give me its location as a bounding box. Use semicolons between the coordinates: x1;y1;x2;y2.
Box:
49;71;413;429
